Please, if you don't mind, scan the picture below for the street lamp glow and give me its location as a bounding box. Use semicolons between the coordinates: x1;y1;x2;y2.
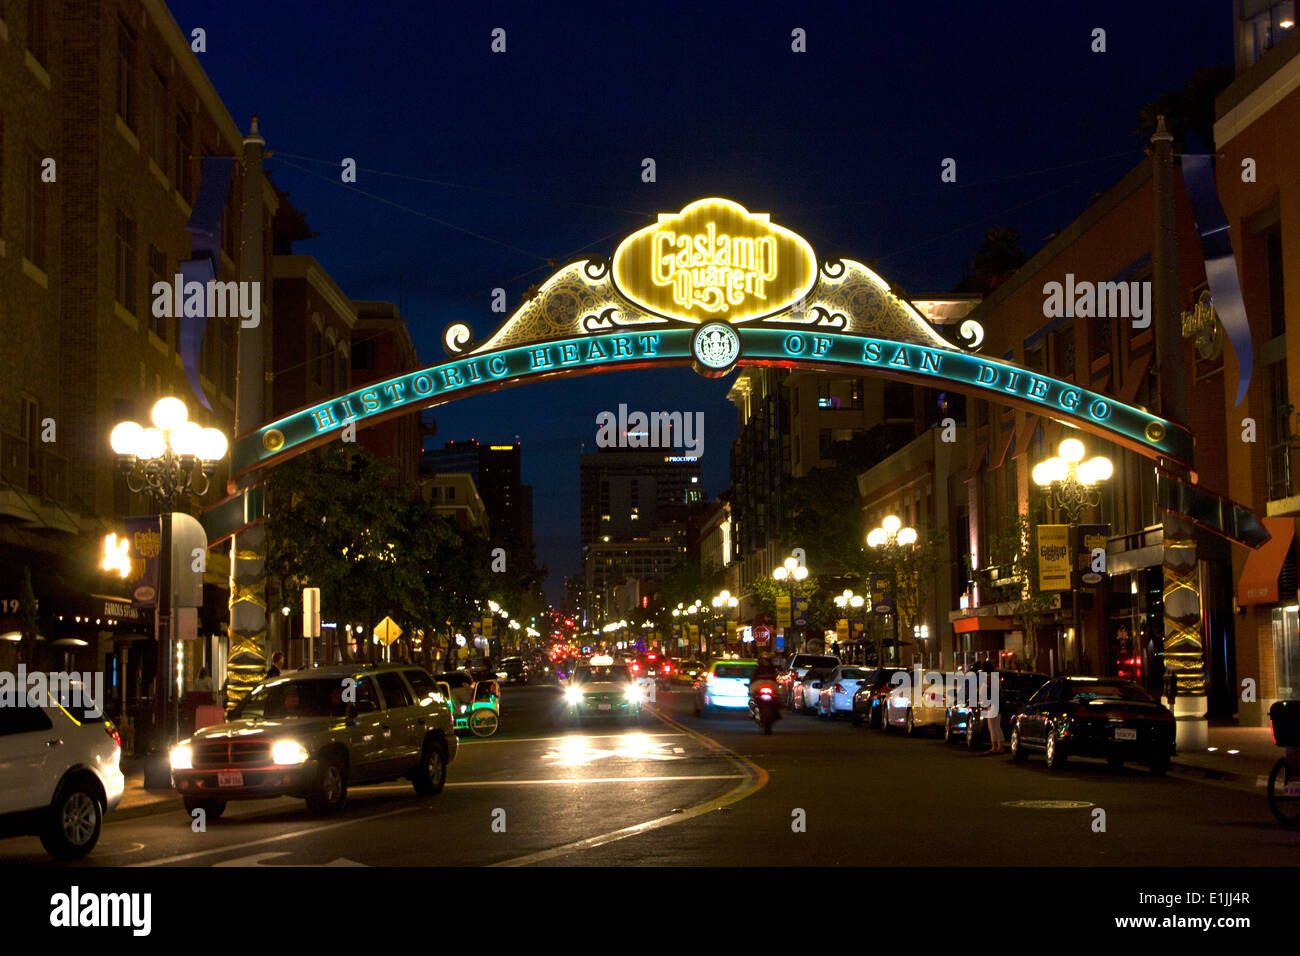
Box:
773;566;788;581
151;397;188;431
792;565;808;581
882;514;902;534
784;557;798;571
1058;438;1085;463
895;527;918;547
110;421;144;456
867;528;887;548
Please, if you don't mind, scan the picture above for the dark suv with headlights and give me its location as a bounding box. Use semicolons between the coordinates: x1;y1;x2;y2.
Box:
170;664;458;818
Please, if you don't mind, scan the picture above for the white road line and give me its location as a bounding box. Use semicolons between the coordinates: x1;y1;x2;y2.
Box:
360;775;742;791
492;710;769;866
460;732;687;744
127;804;426;867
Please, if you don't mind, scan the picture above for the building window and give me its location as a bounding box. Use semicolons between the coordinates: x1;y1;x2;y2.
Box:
1266;225;1286;339
175;110;192;201
148;68;167;166
147;245;167;339
24;145;46;269
883;382;912;420
116;20;136;129
114;210;136;313
26;0;46;66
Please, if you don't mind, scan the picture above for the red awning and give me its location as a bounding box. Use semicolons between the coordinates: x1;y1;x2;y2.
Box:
1237;517;1295;606
953;615;1014;633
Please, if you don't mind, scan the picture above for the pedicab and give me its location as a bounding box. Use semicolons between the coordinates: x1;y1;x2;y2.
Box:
435;671;500;737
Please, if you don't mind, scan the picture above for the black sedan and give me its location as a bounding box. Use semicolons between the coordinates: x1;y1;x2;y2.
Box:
850;667;907;728
1009;676;1175;774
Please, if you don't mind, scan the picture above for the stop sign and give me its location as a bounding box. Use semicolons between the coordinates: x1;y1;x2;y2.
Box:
753;625;771;645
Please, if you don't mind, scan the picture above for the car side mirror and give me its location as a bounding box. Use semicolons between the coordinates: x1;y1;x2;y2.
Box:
811;681;822;689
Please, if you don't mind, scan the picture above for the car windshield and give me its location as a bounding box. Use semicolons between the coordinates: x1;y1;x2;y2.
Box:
1001;674;1048;693
714;664;756;679
232;678;350;719
840;668;869;679
1068;681;1154;703
794;656;839;669
574;664;631;683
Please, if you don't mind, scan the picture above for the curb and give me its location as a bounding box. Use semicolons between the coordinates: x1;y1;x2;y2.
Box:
1168;758;1269;790
111;793;184;822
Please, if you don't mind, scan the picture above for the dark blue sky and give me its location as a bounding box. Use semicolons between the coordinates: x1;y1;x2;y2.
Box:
168;0;1230;600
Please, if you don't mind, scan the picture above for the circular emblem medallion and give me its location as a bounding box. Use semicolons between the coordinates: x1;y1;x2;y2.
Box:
262;428;285;452
691;322;741;377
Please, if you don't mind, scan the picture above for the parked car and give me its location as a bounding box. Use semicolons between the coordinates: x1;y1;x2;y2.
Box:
0;693;124;859
817;665;873;718
694;660;758;716
945;671;1049;746
170;664;458;817
779;654;840;707
1009;676;1175;774
883;672;957;736
791;667;835;714
851;667;907;728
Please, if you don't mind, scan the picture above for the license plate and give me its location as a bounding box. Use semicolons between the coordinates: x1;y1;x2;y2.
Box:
1284;782;1300;797
217;771;244;787
1113;728;1137;741
598;704;612;711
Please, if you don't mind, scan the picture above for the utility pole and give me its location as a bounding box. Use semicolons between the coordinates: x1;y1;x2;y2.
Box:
1152;115;1208;750
225;117;269;711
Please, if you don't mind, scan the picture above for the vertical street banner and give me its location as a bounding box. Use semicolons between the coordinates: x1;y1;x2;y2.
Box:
1074;523;1110;588
850;619;865;642
688;623;700;648
793;595;809;626
870;574;893;615
1036;524;1071;592
776;594;792;627
836;619;850;642
125;515;162;608
672;623;681;646
481;617;494;639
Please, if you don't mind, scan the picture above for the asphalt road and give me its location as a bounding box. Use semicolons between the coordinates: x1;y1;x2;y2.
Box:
4;684;1298;867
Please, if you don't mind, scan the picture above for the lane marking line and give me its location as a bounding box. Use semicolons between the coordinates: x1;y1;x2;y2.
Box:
460;732;687;745
360;775;744;792
491;707;769;867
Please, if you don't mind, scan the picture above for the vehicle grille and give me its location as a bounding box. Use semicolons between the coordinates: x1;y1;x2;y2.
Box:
193;739;272;768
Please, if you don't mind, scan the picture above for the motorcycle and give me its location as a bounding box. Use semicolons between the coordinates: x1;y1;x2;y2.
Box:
749;680;780;734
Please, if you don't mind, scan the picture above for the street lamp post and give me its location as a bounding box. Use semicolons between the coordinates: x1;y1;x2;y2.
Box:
712;589;738;654
868;515;917;665
110;397;228;755
772;554;808;654
1032;437;1113;675
834;589;865;662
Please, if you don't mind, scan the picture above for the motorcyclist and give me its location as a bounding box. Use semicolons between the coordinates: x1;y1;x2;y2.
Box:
749;653;780;705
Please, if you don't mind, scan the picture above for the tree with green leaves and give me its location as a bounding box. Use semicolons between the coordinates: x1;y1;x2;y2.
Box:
865;528;948;665
983;492;1056;668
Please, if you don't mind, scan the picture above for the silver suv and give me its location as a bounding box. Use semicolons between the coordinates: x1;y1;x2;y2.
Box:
170;664;457;818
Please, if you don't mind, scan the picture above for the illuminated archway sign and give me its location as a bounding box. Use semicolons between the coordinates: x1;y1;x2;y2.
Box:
213;197;1220;542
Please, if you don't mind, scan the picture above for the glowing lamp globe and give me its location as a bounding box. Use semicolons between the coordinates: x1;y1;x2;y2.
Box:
883;515;902;534
151;397;188;432
110;421;144;457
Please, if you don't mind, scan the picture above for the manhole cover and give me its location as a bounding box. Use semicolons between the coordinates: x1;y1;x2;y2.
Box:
1001;799;1094;809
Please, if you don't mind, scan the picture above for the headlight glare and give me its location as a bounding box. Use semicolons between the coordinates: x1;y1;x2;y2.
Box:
170;743;193;770
271;739;310;765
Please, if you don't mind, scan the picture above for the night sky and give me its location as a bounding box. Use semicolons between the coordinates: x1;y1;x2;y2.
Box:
167;0;1231;600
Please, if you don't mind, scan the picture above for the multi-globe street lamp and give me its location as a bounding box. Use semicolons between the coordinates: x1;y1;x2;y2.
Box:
110;397;228;757
1032;437;1113;674
712;589;738;654
834;589;865;661
772;554;808;654
868;515;916;665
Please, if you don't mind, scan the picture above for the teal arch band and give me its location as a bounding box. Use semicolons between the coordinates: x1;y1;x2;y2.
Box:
228;326;1192;482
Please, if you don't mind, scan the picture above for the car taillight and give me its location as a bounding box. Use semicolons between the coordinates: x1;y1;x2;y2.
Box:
663;663;672;674
833;684;844;693
105;722;121;749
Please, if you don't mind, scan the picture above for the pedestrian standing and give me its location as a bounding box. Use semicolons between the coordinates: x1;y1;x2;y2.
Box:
982;655;1005;753
267;652;284;678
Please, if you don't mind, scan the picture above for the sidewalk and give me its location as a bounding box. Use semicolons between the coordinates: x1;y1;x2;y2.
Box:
1168;721;1279;790
113;754;182;821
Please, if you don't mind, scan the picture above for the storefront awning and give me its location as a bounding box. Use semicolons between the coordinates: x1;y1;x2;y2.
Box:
1237;517;1295;606
954;615;1014;633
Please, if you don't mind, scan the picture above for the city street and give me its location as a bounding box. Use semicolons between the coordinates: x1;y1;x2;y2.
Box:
3;685;1294;868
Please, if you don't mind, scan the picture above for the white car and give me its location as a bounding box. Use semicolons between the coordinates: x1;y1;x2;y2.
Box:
792;667;836;713
0;696;124;859
816;665;872;718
